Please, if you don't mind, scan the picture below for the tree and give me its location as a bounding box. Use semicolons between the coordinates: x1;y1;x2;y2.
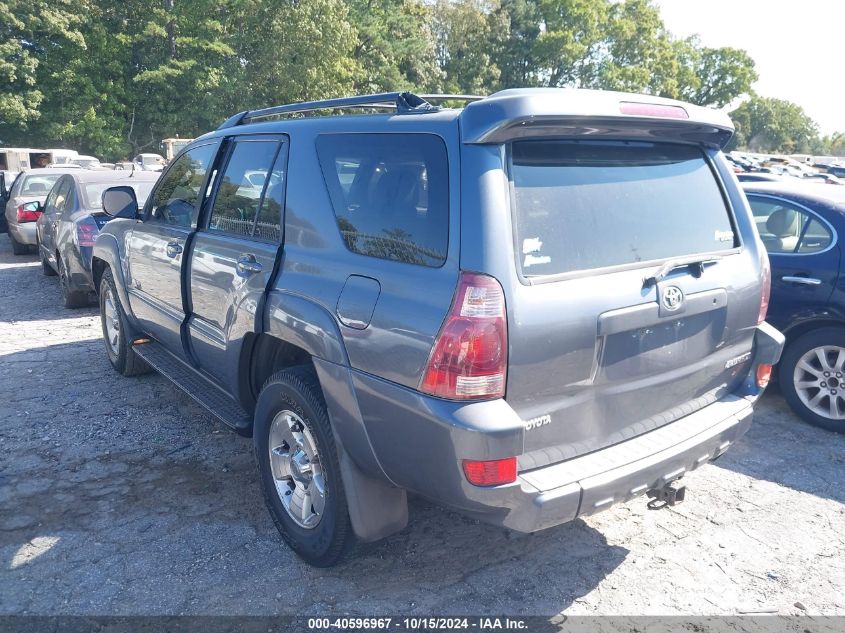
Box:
433;0;505;94
0;0;88;144
731;96;820;153
670;37;757;108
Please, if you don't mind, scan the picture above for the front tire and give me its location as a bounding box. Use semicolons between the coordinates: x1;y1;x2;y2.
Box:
99;268;150;377
780;327;845;433
39;241;57;276
58;255;89;308
254;367;353;567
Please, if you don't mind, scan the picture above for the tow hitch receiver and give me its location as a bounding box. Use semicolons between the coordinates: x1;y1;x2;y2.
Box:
646;482;686;510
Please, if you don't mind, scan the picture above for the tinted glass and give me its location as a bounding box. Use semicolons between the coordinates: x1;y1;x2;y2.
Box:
317;134;448;267
82;181;156;210
149;145;215;227
208;140;279;238
253;147;286;242
510;141;736;276
20;174;61;196
748;196;833;254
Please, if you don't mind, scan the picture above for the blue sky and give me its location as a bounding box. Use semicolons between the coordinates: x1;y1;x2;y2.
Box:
654;0;845;135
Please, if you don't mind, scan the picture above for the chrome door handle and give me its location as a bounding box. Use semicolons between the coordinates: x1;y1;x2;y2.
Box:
236;254;263;276
165;241;183;258
781;276;821;286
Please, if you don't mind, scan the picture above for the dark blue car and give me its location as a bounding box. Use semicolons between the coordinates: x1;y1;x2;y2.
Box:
744;182;845;432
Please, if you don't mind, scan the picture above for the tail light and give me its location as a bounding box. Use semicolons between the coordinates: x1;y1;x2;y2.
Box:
756;364;773;388
16;205;41;222
420;272;507;400
758;252;771;324
463;457;517;487
75;220;99;247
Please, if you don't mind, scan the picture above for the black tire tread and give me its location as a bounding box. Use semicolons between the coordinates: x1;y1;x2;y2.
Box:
779;326;845;434
255;366;353;567
99;268;150;377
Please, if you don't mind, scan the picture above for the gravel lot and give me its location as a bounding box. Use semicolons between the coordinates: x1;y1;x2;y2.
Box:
0;237;843;617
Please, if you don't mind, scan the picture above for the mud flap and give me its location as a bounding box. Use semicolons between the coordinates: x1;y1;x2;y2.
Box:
338;443;408;542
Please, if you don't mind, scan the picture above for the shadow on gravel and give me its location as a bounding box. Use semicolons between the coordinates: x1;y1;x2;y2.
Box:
713;390;845;506
0;341;627;615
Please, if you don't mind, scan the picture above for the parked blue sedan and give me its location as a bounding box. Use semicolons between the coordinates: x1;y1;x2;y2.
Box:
743;182;845;433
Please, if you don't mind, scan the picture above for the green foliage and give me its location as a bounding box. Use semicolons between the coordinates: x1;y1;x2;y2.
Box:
730;96;821;154
1;0;838;159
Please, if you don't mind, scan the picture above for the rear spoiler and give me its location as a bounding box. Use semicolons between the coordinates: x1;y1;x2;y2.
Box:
459;88;734;149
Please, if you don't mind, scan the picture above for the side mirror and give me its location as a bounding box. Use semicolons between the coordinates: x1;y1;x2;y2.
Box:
22;201;42;213
102;186;139;219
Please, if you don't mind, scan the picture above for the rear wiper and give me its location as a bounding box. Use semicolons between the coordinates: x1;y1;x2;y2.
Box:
642;255;723;288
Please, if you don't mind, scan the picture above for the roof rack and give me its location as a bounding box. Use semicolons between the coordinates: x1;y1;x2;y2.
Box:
217;92;486;130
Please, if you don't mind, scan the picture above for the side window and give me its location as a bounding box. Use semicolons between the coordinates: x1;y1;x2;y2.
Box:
208;140;281;240
43;181;63;214
149;144;216;227
59;183;77;218
46;179;71;216
316;133;448;267
748;197;833;255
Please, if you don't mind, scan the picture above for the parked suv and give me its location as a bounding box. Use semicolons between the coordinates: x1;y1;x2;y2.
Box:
92;89;783;566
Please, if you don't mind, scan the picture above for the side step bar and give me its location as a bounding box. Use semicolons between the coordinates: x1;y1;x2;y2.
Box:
132;340;253;435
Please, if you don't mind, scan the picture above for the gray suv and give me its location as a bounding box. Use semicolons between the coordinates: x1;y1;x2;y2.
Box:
92;89;784;566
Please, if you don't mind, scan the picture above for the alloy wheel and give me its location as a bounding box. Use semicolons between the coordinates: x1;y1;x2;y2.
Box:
793;345;845;420
102;285;121;357
268;409;326;529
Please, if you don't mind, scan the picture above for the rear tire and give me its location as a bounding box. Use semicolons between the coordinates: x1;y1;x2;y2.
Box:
58;255;89;308
254;366;353;567
99;268;150;377
779;327;845;434
9;232;29;255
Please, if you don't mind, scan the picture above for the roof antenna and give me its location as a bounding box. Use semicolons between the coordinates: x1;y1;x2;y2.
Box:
129;160;136;178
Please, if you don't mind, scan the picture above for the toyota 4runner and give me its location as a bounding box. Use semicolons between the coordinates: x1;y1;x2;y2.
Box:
92;89;784;566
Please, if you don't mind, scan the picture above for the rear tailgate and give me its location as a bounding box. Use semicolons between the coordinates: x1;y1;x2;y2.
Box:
503;140;761;469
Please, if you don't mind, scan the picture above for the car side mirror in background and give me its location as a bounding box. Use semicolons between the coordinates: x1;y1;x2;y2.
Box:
102;186;139;219
22;201;42;213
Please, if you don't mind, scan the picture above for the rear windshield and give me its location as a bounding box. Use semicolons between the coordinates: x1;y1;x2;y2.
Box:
19;174;61;197
83;181;156;209
510;141;736;277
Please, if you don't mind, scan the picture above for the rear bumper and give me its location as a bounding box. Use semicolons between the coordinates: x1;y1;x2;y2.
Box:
352;323;783;533
499;395;752;531
9;221;36;245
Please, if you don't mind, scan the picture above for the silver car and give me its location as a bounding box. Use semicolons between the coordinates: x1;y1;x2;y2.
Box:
4;168;79;254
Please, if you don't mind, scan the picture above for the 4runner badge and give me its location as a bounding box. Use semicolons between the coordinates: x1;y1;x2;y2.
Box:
662;286;684;312
525;414;551;431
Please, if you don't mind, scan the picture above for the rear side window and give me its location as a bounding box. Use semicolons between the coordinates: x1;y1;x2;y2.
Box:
747;196;833;254
510;141;736;277
316;134;448;267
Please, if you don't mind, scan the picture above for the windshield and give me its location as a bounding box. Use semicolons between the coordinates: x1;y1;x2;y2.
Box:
20;174;61;197
74;159;100;169
83;181;156;209
510;141;737;277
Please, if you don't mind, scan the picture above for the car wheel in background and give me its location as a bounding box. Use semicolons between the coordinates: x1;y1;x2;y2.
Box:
99;268;150;377
9;233;29;255
39;240;56;276
253;366;353;567
780;327;845;434
58;255;89;308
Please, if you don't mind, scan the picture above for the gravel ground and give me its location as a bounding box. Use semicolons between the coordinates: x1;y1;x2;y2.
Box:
0;237;843;617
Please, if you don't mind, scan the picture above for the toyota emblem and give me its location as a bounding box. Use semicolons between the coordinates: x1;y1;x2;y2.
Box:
662;286;684;311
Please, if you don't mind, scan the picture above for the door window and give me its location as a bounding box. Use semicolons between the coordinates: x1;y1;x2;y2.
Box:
45;178;71;216
748;197;834;254
207;140;282;240
148;144;216;227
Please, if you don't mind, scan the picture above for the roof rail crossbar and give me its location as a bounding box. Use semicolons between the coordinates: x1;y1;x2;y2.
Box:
418;94;486;103
217;91;445;130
